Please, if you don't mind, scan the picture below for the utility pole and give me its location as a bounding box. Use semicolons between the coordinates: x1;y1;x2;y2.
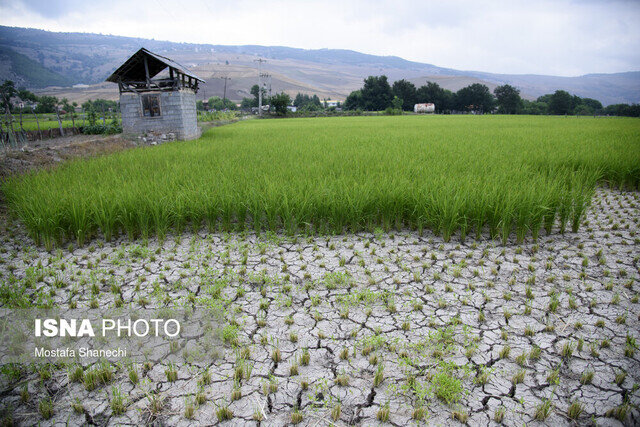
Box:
263;73;272;99
219;76;231;103
260;72;271;101
254;58;267;115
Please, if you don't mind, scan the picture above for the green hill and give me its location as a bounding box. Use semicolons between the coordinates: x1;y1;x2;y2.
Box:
0;46;72;88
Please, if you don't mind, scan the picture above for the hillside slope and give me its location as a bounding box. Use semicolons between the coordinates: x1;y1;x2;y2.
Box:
0;26;638;105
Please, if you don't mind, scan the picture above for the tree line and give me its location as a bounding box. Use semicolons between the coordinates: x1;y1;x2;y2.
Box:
197;96;237;111
342;76;640;117
237;85;338;114
1;80;118;115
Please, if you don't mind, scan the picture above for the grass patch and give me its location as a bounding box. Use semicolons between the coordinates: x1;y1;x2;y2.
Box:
430;363;464;405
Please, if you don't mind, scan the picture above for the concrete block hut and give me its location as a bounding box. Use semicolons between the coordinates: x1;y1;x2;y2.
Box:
106;48;205;140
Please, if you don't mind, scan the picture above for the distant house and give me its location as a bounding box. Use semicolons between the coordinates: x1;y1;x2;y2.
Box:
324;100;340;108
414;103;435;113
106;48;205;140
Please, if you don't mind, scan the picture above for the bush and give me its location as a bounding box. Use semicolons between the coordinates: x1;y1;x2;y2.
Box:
384;107;403;116
197;111;238;122
82;122;122;135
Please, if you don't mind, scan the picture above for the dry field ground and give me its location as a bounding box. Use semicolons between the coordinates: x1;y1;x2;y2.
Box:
0;187;638;426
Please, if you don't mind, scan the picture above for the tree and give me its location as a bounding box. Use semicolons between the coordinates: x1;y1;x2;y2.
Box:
81;99;118;113
392;79;417;111
494;84;522;114
35;95;58;113
250;84;267;108
548;90;573;115
574;104;594;115
360;75;393;111
440;90;455;113
455;84;494;113
239;98;251;109
208;96;236;111
59;98;71;112
17;87;37;105
0;80;17;111
293;93;323;110
580;98;603;114
521;100;548;115
391;96;403;111
343;90;363;110
271;92;291;115
536;94;553;105
603;103;640;117
293;93;305;107
416;82;454;113
0;80;18;143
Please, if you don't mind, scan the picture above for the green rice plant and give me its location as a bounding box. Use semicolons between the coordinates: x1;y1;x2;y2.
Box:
110;386;126;415
84;361;113;391
161;362;177;382
377;403;390;422
128;367;139;384
512;369;526;384
71;398;84;414
335;372;349;386
4;116;639;246
499;345;510;359
568;400;584;420
69;365;84;383
534;399;553;421
184;398;195;419
412;405;426;421
216;403;233;421
430;363;463;405
452;410;469;423
20;386;29;403
39;396;54;419
374;363;384;387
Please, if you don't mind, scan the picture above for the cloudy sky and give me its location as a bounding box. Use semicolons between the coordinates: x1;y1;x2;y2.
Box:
1;0;639;76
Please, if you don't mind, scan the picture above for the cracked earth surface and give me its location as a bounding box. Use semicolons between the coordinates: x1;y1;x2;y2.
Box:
0;187;639;426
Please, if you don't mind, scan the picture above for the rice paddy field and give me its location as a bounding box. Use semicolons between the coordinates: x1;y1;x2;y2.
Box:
3;115;640;248
1;115;639;426
7;114;80;131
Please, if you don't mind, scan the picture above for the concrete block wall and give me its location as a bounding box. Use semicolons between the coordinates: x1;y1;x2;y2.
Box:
120;90;200;140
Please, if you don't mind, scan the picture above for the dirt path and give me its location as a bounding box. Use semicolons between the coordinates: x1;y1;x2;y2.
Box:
0;133;140;179
0;119;247;180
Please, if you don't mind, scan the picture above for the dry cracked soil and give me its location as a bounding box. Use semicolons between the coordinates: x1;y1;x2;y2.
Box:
0;188;639;426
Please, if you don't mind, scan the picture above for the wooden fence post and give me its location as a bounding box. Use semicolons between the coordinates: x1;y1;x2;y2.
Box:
56;107;64;137
4;106;17;147
18;109;26;144
32;109;43;140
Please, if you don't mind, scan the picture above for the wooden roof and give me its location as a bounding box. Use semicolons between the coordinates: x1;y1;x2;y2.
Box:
106;48;204;83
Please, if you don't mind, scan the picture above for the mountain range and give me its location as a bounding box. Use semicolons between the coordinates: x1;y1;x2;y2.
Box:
1;25;638;106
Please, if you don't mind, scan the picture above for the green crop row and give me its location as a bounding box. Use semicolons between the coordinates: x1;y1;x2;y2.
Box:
3;115;639;248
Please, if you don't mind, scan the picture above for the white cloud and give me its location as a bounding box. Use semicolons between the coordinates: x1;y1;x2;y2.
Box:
1;0;638;76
